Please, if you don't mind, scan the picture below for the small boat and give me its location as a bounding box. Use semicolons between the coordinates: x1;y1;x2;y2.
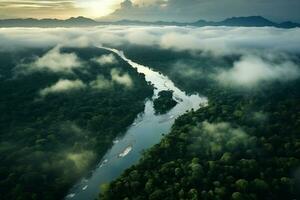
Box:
100;159;108;168
174;96;183;102
113;139;119;144
82;185;88;191
118;145;133;157
66;193;75;198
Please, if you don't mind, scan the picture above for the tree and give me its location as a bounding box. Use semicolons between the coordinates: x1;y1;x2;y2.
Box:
149;189;164;200
235;179;249;192
232;192;243;200
188;188;198;200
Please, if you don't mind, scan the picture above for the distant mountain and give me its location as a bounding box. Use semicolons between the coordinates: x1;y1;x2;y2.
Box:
218;16;276;27
278;21;300;29
104;16;300;28
0;16;98;27
0;16;299;28
191;16;299;28
113;19;183;26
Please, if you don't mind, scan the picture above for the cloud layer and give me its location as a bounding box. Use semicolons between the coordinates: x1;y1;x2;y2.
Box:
92;53;118;65
103;0;300;23
1;26;300;56
216;55;300;87
40;79;86;96
1;26;299;90
111;68;133;88
188;121;253;158
89;75;113;90
0;0;122;19
32;46;82;73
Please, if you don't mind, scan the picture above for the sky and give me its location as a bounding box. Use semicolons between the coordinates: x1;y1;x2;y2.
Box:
0;0;300;22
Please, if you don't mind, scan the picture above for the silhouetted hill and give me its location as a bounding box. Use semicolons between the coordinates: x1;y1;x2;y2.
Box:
191;16;299;28
0;16;98;27
112;17;300;28
279;21;300;28
219;16;275;27
0;16;299;28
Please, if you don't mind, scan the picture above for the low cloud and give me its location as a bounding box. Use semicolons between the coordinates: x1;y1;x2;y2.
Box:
1;26;300;91
216;55;300;88
89;69;133;90
16;46;83;75
188;121;253;158
160;32;201;51
89;75;113;90
1;26;300;56
66;150;96;172
171;61;204;79
31;46;82;73
92;53;118;65
39;79;86;96
111;68;133;88
126;29;158;46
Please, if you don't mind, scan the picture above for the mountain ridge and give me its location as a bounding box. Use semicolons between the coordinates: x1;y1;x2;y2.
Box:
0;16;299;28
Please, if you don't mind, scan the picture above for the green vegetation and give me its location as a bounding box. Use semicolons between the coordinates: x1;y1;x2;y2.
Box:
153;90;177;114
0;47;153;200
100;45;300;200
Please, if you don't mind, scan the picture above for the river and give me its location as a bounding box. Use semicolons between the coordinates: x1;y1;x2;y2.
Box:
65;47;208;200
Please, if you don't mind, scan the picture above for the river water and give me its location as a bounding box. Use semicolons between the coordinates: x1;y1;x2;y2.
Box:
65;47;208;200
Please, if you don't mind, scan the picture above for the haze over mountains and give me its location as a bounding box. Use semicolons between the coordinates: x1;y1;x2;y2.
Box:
0;16;299;28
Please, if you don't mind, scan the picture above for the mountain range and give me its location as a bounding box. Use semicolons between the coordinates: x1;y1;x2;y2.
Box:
0;16;299;28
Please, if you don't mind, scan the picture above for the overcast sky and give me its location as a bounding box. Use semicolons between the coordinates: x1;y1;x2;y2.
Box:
0;0;300;22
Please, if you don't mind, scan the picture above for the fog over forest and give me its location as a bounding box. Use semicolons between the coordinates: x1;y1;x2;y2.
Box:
0;21;300;200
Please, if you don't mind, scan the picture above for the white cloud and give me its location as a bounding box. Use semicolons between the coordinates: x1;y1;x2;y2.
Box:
1;26;300;90
66;150;96;172
40;79;86;96
89;75;113;89
132;0;164;7
126;29;158;46
158;27;300;55
1;26;300;56
188;121;252;157
89;69;133;90
216;55;300;87
92;53;118;65
111;68;133;88
29;46;82;74
160;32;200;51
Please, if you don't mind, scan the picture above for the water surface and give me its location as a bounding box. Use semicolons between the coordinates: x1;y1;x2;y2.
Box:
65;47;208;200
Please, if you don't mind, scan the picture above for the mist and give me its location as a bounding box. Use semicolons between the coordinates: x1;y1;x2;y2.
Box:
216;55;300;88
39;79;87;96
1;26;300;55
1;26;299;91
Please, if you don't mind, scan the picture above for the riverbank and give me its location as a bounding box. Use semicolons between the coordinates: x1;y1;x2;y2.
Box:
65;47;207;200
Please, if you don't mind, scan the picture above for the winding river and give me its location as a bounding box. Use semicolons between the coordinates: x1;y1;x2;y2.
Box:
65;47;208;200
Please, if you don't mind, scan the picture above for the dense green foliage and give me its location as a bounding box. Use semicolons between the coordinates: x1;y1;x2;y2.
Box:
0;47;153;200
120;45;238;96
153;90;177;114
100;45;300;200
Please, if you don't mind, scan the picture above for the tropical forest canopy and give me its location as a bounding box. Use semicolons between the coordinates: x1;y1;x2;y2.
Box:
0;47;153;200
100;45;300;200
